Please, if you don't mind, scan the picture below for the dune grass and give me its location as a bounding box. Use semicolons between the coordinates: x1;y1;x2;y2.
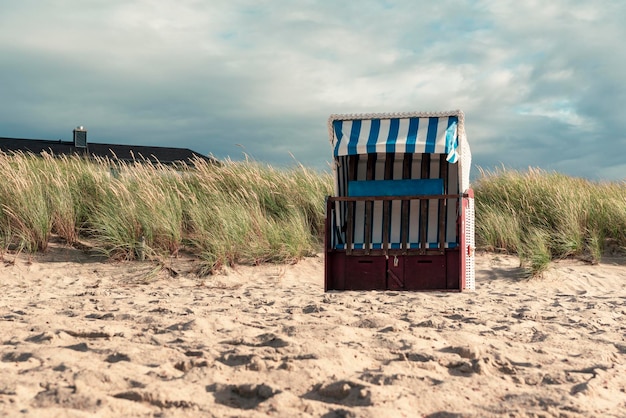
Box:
0;151;623;278
474;167;626;276
0;152;332;273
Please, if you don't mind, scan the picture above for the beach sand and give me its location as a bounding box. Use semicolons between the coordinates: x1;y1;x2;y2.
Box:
1;242;625;417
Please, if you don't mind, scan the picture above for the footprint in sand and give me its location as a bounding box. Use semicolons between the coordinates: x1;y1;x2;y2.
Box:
206;382;279;410
304;380;372;407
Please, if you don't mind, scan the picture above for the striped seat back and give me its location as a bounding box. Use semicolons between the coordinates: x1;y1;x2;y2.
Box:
331;152;459;250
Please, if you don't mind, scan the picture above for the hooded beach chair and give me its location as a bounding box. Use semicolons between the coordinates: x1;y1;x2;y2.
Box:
324;110;475;291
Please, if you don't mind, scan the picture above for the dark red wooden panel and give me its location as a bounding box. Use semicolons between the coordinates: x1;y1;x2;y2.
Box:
325;252;346;290
403;255;447;290
446;250;460;290
344;256;387;290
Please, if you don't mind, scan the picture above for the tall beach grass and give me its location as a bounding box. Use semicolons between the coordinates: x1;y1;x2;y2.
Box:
0;151;332;273
474;167;626;276
0;151;623;278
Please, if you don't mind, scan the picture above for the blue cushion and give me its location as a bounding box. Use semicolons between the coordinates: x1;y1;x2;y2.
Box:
348;179;444;197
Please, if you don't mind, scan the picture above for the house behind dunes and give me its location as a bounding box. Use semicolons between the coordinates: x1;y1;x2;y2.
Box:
0;127;218;165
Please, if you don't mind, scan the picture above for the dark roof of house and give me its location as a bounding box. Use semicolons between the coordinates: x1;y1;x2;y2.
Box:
0;136;217;165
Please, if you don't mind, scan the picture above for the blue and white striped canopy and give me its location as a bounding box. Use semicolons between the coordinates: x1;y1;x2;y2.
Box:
329;111;463;163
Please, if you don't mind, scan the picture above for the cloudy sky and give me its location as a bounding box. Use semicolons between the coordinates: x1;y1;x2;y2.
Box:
1;0;625;180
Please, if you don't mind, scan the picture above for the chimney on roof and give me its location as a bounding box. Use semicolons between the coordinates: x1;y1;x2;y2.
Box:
73;126;87;148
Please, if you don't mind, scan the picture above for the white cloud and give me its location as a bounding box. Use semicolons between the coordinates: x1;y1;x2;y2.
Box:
0;0;625;178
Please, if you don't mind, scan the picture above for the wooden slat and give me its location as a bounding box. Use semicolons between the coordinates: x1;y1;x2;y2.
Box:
366;153;376;179
382;153;394;253
345;248;450;257
382;202;390;253
328;194;464;202
338;156;348;246
402;153;412;178
363;154;376;254
419;154;430;254
325;197;332;251
346;155;358;255
438;154;448;252
348;155;359;181
346;200;354;255
401;153;412;253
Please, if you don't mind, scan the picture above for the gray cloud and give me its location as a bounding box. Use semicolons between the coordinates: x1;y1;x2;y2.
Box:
1;0;624;179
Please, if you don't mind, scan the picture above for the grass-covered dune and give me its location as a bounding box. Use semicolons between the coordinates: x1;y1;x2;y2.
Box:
475;167;626;275
0;152;332;274
1;152;624;277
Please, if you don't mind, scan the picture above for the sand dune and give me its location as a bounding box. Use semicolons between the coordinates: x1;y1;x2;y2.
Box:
1;243;625;417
